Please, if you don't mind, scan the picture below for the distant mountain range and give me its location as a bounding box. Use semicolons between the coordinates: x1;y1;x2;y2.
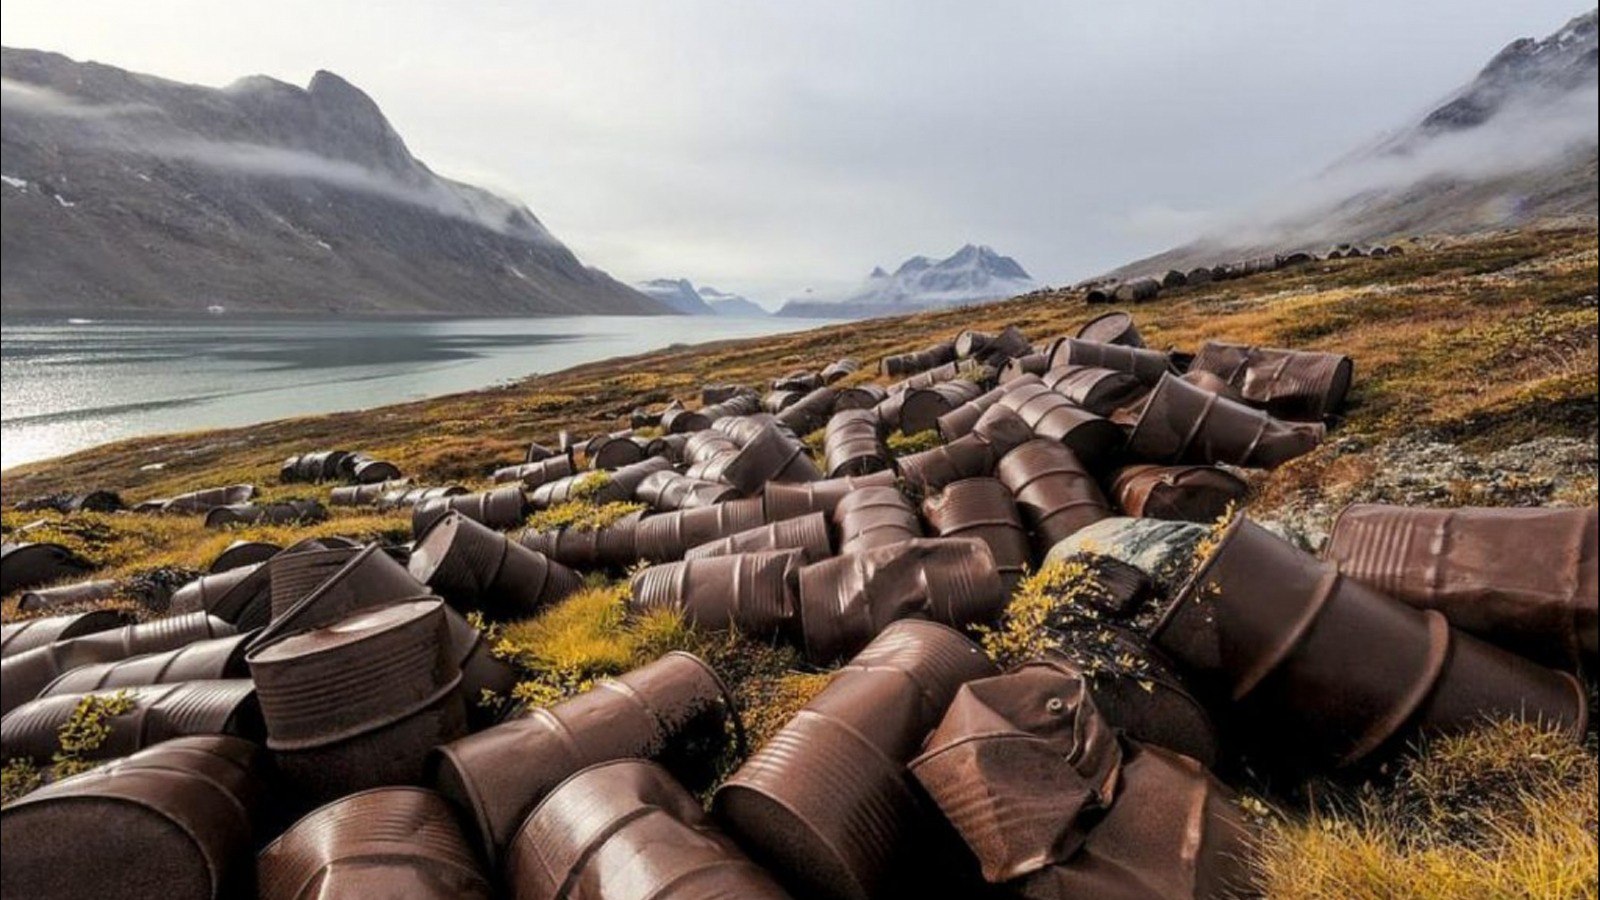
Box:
779;244;1038;319
634;278;768;316
0;48;666;315
1110;9;1598;278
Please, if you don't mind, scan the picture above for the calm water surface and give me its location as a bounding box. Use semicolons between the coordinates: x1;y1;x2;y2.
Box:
0;314;832;470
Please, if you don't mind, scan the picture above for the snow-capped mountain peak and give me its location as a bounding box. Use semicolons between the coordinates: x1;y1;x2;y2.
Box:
778;244;1037;319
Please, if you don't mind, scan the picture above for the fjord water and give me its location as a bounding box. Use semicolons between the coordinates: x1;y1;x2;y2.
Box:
0;314;826;471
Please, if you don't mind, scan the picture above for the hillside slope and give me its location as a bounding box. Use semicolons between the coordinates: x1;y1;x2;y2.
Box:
0;49;664;316
1111;10;1598;279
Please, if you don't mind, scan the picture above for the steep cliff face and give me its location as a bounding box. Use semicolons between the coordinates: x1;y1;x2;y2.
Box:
0;49;666;315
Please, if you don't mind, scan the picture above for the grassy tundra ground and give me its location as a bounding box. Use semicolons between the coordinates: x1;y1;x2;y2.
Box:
3;225;1597;897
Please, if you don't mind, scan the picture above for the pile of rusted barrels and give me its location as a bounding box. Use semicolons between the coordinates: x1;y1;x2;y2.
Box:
1;307;1592;900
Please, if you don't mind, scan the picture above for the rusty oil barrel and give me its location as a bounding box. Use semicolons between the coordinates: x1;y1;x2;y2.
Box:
1043;636;1220;768
1112;277;1160;303
1190;340;1354;421
1;680;263;764
1;542;94;596
168;563;273;628
833;485;922;556
880;340;958;378
714;619;997;900
661;406;712;434
1075;310;1145;347
154;483;257;514
634;497;768;562
956;325;1032;365
1325;504;1599;668
775;386;839;435
835;383;889;411
1155;516;1588;768
995;439;1115;552
701;392;765;423
208;539;281;573
1045;338;1172;385
1;610;134;659
1127;373;1325;470
764;388;804;413
1111;463;1250;523
257;787;493;900
636;470;740;511
413;484;529;537
922;478;1031;589
762;471;897;522
585;434;646;470
267;545;362;621
994;382;1124;471
685;511;834;563
506;759;793;900
16;578;119;613
410;512;583;620
684;428;741;464
629;550;802;637
822;357;861;384
203;500;327;529
531;457;675;508
38;632;253;701
517;516;643;571
796;538;1005;664
716;423;822;494
377;485;468;512
247;599;467;802
1000;353;1050;384
824;408;891;478
1005;741;1254;900
431;651;741;868
1040;364;1149;417
1;735;264;900
493;454;576;488
900;380;985;437
908;659;1122;883
933;376;1042;442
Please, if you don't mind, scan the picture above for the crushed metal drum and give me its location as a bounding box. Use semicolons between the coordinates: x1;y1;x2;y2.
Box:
431;651;741;868
410;512;583;619
208;539;281;573
922;478;1031;589
257;787;493;900
17;578;119;613
1046;338;1172;385
506;759;793;900
994;382;1125;470
1;542;94;596
1040;364;1149;417
824;408;892;477
1077;311;1146;348
1111;464;1250;523
634;497;769;562
636;469;741;511
762;470;898;522
1190;340;1354;421
1113;277;1161;303
204;499;328;529
39;632;253;699
1000;353;1051;383
835;383;889;411
880;340;958;378
167;562;273;628
413;484;529;537
152;484;257;515
1325;504;1599;668
1155;516;1589;768
585;434;647;470
1126;373;1325;470
908;660;1122;882
901;379;985;436
247;599;466;801
774;369;825;392
377;485;468;511
833;485;923;556
796;537;1005;663
493;454;576;489
1042;636;1220;768
821;357;861;384
267;545;362;621
685;511;834;563
517;516;643;571
1;680;263;764
1;735;265;900
714;619;998;900
530;457;674;508
630;550;802;637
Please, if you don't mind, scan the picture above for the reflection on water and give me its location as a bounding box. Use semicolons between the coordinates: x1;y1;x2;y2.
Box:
1;314;829;470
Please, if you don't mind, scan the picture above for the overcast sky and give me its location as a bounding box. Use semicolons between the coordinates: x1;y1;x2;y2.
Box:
1;1;1588;305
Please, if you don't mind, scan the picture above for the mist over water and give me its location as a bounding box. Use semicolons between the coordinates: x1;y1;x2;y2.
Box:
0;314;828;470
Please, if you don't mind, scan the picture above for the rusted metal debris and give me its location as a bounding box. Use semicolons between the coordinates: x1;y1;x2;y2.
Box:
715;619;998;900
1111;463;1250;523
1190;341;1354;421
634;497;768;562
824;408;892;478
410;512;582;620
507;759;793;900
1325;504;1599;669
935;377;1038;442
637;469;740;511
684;511;835;563
134;483;257;515
880;339;959;378
630;550;803;637
2;679;263;764
208;539;281;573
2;735;265;900
517;516;644;571
1040;364;1149;417
204;499;328;529
1155;516;1589;768
994;381;1125;471
16;578;119;613
415;484;530;535
1046;337;1173;385
168;562;273;628
257;787;493;900
896;405;1034;494
1;542;95;596
821;357;861;384
763;470;898;521
834;485;924;556
922;477;1031;589
1127;373;1325;470
432;651;741;868
493;453;576;489
1076;310;1146;347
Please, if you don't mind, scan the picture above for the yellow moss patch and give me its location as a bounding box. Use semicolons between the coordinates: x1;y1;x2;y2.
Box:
523;500;644;533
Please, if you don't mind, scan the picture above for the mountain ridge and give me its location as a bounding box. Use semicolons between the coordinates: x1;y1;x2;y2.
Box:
778;243;1037;319
0;48;667;316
